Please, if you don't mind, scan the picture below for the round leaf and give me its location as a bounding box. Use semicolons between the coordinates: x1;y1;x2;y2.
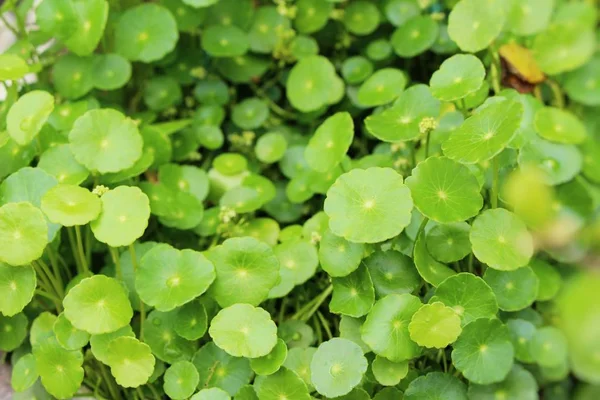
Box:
106;336;155;388
209;304;277;358
115;4;179;62
361;294;422;362
310;338;368;398
470;208;534;271
305;112;354;173
137;244;215;311
7;91;54;145
426;222;471;263
0;263;36;316
451;318;514;384
69;109;143;174
448;0;506;53
250;338;288;376
405;372;467;400
324;167;413;243
483;267;539;311
406;156;483;223
258;368;311;400
430;54;486;101
0;202;48;266
408;302;462;348
63;275;133;334
164;361;200;400
534;107;587;144
41;184;101;226
90;186;150;247
33;336;84;399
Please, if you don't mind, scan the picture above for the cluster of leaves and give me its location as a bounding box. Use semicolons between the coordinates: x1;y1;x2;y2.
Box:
0;0;599;399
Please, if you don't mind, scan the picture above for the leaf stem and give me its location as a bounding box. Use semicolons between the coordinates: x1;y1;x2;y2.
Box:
317;311;333;340
424;130;432;159
414;217;430;252
249;82;298;120
67;227;84;274
109;247;123;280
491;156;499;209
296;285;333;322
75;225;89;274
129;244;145;340
36;259;64;299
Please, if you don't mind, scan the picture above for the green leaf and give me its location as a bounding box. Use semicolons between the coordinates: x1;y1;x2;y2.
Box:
341;56;374;84
413;228;456;287
404;372;467;400
90;186;150;247
207;237;280;307
532;23;595;75
534;107;587;144
294;0;332;34
324;167;413;243
286;56;337;112
69;109;143;174
63;275;133;334
364;250;421;297
143;310;197;364
529;327;568;367
468;364;538;400
255;132;288;164
136;243;215;311
202;25;249;58
164;361;200;400
7;91;54;145
174;300;209;341
106;336;155;388
192;342;253;395
357;68;407;107
283;347;317;390
430;54;486;101
30;312;58;348
448;0;506;53
209;304;278;358
38;144;89;185
0;54;29;81
0;263;36;316
305;112;354;173
518;138;583;185
310;338;368;397
451;318;514;384
506;0;553;36
361;294;422;362
0;202;48;266
115;3;179;62
470;208;534;271
11;353;38;392
483;267;539;311
442;100;524;164
364;84;440;142
278;320;315;349
269;239;318;298
406;156;483;223
250;338;288;376
191;387;232;400
33;336;84;399
391;15;439;58
529;259;561;301
232;98;269;130
318;229;365;277
426;222;471;263
53;313;90;350
257;368;311;400
89;325;135;364
408;302;462;348
330;265;375;318
0;313;28;351
41;184;101;226
564;56;600;106
371;356;408;386
431;273;498;326
343;1;380;36
63;0;109;56
507;319;536;363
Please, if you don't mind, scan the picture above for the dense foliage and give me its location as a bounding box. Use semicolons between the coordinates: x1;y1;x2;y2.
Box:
0;0;599;399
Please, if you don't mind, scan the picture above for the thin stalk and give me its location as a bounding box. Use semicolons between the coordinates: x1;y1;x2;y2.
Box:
546;79;565;109
45;248;64;290
85;224;93;267
467;253;474;274
98;362;121;400
0;13;19;36
35;259;64;299
34;289;62;311
299;285;333;322
67;227;83;274
109;247;123;280
409;140;417;168
317;311;333;340
414;217;430;252
129;244;145;340
491;156;499;209
75;225;89;274
147;383;161;400
424;130;432;159
249;82;298;120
